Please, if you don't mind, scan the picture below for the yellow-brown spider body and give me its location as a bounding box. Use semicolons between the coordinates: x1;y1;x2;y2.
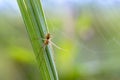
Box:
44;33;50;45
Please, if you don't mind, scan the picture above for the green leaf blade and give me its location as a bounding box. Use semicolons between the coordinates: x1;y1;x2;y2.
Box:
17;0;59;80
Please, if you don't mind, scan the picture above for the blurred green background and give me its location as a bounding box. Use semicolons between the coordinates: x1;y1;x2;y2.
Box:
0;0;120;80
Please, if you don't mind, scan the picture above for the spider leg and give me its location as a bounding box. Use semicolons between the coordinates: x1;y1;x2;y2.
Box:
50;41;68;52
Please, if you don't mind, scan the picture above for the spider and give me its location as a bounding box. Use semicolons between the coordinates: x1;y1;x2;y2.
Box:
42;33;67;51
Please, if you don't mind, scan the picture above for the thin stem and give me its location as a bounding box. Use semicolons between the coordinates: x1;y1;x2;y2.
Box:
17;0;59;80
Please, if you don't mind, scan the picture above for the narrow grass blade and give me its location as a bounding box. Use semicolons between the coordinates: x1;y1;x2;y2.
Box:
17;0;59;80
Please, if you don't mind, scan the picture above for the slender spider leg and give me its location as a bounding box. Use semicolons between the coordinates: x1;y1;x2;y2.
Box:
36;43;47;67
37;44;45;58
50;41;68;52
34;37;46;41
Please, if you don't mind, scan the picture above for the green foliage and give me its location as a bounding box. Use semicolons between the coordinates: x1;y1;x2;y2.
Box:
17;0;58;80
